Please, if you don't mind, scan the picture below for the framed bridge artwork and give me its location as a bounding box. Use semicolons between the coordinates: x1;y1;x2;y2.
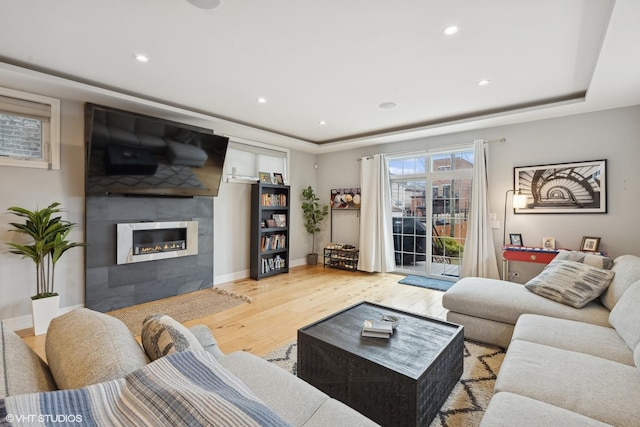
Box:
514;159;607;214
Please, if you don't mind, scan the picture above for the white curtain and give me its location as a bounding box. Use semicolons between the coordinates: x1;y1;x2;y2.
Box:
358;154;396;273
460;140;500;279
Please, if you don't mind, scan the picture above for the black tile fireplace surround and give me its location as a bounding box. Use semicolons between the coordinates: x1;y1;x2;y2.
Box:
85;195;214;312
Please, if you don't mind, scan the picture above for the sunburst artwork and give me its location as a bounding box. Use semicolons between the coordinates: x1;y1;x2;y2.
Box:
514;159;607;213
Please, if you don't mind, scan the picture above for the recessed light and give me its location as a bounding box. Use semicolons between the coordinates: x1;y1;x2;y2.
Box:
319;120;327;125
257;97;267;104
379;102;397;109
478;79;491;86
186;0;222;10
443;26;458;36
135;54;149;63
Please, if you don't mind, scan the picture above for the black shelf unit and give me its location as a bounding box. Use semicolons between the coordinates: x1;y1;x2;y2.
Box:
250;183;290;280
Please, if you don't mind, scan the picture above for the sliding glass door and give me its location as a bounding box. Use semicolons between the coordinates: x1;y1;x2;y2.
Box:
389;148;473;279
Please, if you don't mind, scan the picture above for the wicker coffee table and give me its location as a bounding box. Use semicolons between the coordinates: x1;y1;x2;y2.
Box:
297;301;463;426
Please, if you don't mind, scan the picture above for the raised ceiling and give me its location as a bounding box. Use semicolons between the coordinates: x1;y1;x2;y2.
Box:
1;0;639;151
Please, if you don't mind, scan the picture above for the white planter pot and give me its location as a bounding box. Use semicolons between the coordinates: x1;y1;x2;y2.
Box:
31;295;60;335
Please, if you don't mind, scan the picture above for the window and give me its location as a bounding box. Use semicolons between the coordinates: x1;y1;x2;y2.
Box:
0;87;60;170
224;138;289;183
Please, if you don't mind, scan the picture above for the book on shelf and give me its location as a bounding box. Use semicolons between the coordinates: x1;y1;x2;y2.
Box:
260;234;286;252
261;193;287;207
361;319;393;338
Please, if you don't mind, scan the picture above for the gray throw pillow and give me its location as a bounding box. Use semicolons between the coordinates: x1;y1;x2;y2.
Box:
45;308;149;390
525;260;615;308
552;250;614;270
141;314;204;361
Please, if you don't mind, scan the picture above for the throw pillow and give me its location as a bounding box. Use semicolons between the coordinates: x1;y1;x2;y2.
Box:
609;280;640;351
524;260;615;308
1;321;56;397
552;250;614;270
141;313;204;361
45;308;149;390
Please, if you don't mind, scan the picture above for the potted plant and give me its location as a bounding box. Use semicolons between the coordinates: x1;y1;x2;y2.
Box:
5;202;84;335
301;186;329;265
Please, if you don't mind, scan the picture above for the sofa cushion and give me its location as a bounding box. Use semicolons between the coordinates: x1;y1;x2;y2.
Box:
495;340;640;426
188;324;224;358
141;313;204;361
609;280;640;351
0;321;56;398
552;250;614;269
512;314;634;365
218;351;332;427
443;278;611;327
481;392;611;427
45;308;149;390
601;254;640;310
524;260;614;308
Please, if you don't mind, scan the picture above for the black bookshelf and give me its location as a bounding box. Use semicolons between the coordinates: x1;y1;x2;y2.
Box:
250;183;290;280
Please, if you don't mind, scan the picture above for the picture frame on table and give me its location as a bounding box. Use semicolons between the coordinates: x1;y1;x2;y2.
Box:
273;173;284;185
259;171;272;183
542;237;556;249
514;159;607;214
509;233;523;246
580;236;601;252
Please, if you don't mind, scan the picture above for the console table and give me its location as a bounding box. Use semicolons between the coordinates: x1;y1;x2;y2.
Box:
501;246;559;280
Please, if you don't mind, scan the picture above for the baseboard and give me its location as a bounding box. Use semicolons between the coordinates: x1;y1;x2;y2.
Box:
214;258;308;285
2;303;84;332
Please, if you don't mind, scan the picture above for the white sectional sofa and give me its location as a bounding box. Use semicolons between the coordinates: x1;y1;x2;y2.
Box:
1;308;377;426
443;253;640;426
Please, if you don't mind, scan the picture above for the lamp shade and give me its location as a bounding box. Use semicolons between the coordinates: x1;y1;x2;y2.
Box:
513;193;528;209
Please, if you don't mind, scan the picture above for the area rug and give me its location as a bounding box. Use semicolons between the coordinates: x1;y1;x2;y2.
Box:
263;340;505;427
109;288;252;336
398;275;456;291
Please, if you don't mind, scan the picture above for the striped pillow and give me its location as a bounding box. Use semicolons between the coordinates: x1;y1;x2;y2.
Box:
141;314;204;361
552;250;614;270
525;260;615;308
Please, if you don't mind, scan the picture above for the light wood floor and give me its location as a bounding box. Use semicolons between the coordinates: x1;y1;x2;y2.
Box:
20;264;446;360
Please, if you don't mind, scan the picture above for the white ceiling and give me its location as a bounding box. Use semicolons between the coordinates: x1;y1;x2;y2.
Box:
1;0;639;153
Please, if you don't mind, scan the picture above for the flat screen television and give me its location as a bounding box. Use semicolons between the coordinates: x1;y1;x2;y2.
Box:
84;103;229;197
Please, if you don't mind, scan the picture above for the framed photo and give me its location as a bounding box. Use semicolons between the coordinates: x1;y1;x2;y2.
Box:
272;214;286;227
542;237;556;249
259;171;272;183
273;173;284;185
514;159;606;214
580;236;601;252
509;233;523;246
266;219;277;228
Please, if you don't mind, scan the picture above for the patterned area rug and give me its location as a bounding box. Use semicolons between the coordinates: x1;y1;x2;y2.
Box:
108;288;252;336
263;340;505;427
398;275;456;291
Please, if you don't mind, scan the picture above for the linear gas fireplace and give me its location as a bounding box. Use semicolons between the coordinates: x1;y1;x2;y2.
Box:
116;220;198;265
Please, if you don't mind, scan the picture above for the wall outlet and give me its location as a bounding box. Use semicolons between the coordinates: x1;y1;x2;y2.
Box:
508;271;520;278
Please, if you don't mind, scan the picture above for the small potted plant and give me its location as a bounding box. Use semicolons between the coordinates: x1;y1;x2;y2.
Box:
5;202;84;335
301;186;329;265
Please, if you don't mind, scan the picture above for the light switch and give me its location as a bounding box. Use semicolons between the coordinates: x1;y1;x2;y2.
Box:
490;212;497;221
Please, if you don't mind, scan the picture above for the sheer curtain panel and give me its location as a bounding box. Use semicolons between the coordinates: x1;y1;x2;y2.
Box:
460;140;500;279
358;154;396;272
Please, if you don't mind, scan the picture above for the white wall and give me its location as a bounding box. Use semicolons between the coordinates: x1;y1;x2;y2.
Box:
0;100;85;321
317;106;640;281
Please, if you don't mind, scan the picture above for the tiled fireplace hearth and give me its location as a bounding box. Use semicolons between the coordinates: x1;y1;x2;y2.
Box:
85;195;214;312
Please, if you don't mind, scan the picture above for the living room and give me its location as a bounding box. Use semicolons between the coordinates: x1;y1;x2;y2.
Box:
1;1;640;425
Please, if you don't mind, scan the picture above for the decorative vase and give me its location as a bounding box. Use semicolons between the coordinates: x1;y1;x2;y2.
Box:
31;295;60;335
306;253;318;266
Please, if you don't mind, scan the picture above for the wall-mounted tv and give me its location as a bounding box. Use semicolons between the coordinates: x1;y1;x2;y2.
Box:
84;103;229;197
